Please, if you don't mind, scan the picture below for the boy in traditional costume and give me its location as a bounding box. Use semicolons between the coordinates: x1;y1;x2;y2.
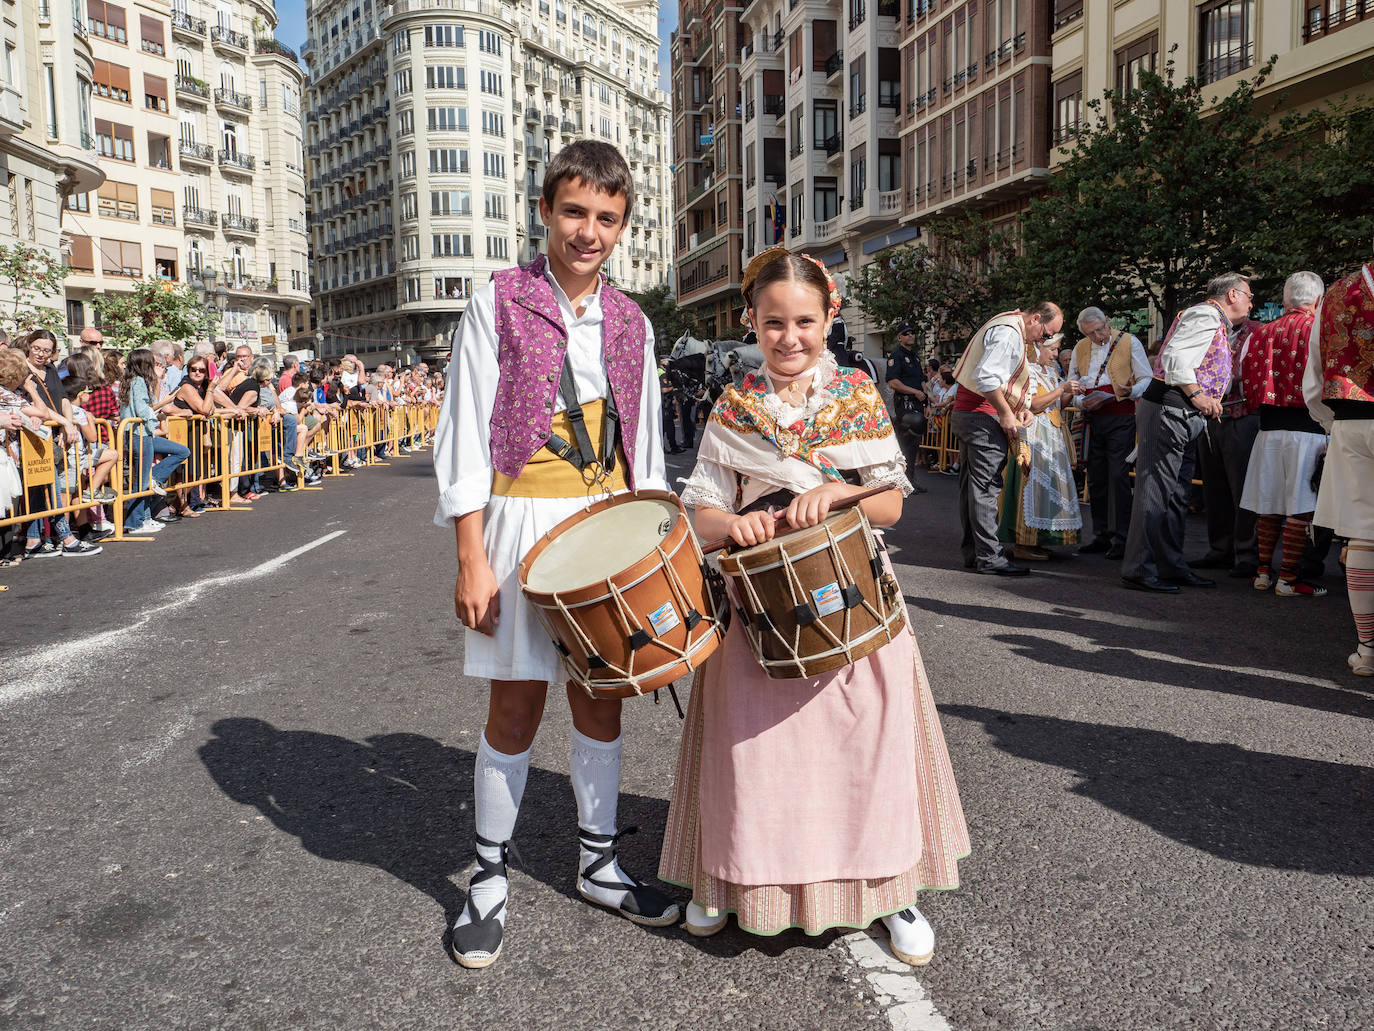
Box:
433;140;678;969
659;248;970;966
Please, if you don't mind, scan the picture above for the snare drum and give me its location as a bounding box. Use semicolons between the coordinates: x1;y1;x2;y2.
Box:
718;507;906;679
518;490;727;698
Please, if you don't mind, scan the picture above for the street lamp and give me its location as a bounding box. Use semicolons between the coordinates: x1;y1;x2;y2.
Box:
314;329;324;359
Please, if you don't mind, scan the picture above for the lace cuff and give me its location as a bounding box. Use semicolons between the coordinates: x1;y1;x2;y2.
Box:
680;479;736;513
860;459;913;498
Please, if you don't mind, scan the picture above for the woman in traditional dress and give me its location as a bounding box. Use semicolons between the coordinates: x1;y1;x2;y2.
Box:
659;248;970;966
996;333;1083;561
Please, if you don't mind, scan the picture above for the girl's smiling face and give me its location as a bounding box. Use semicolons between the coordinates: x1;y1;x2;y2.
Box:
750;280;832;380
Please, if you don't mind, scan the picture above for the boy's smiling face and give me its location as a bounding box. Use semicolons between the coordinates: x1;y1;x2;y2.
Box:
539;177;628;286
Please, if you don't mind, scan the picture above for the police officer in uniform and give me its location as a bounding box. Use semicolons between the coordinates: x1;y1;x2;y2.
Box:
886;322;929;494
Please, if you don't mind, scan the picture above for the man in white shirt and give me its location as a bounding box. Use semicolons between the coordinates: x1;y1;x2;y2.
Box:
951;302;1064;577
1069;307;1151;559
1122;273;1254;592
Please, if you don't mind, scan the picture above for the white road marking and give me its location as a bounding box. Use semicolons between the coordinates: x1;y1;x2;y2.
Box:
841;930;954;1030
119;711;196;772
0;531;347;707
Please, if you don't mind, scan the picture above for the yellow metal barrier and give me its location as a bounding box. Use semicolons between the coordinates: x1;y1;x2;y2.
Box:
0;418;113;540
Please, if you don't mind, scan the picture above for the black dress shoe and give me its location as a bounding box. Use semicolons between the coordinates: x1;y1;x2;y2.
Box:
1189;554;1232;570
1228;564;1258;579
911;483;928;494
1163;571;1216;588
1105;543;1125;560
979;564;1030;577
1122;575;1180;593
1079;536;1113;554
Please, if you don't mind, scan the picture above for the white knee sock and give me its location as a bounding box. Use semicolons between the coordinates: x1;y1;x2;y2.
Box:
1347;541;1374;655
569;728;638;901
454;732;530;930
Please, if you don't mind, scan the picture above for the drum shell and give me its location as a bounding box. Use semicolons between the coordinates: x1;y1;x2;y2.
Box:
718;507;904;679
518;490;726;698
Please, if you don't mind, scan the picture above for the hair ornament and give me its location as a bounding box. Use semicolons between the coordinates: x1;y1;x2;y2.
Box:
799;253;843;321
739;247;844;326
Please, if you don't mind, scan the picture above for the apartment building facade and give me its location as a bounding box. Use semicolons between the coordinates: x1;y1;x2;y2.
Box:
303;0;671;367
1050;1;1374;153
50;0;309;358
671;0;745;336
732;0;1051;349
1;0;106;327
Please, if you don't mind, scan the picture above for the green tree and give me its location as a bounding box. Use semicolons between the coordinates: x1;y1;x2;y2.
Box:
1253;94;1374;288
1011;54;1289;325
846;213;1017;357
93;280;215;351
0;242;70;339
627;282;701;357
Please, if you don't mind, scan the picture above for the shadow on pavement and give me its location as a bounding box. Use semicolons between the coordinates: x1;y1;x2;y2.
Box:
910;594;1374;720
196;718;670;927
943;705;1374;875
198;717;846;962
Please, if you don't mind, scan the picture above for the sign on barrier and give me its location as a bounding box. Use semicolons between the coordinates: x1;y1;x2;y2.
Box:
20;429;56;488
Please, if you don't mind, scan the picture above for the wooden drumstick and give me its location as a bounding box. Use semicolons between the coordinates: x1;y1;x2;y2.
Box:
697;484;896;555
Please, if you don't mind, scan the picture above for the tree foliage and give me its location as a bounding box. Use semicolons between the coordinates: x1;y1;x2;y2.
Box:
0;242;70;339
1010;52;1374;327
627;282;701;357
846;213;1017;358
93;280;216;351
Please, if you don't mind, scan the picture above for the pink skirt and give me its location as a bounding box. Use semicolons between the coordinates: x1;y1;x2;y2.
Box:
658;615;971;936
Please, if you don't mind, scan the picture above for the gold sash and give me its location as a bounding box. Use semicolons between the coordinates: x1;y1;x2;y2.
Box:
492;399;629;498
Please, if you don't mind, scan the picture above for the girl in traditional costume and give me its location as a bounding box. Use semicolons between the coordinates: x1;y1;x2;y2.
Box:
658;248;970;965
997;333;1084;560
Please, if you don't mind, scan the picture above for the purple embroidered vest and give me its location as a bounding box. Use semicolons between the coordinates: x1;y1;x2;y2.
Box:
1152;299;1233;401
488;255;647;483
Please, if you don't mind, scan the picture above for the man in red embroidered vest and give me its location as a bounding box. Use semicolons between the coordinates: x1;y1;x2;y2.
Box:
433;141;678;968
1068;306;1151;559
951;301;1064;577
1122;273;1254;592
1304;254;1374;676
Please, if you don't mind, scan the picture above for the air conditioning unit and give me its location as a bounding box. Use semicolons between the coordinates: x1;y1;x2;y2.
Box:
689;232;699;249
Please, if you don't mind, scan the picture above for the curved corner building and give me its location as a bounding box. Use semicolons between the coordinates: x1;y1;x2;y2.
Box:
303;0;673;368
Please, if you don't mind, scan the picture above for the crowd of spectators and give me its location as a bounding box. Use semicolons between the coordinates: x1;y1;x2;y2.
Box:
0;329;442;564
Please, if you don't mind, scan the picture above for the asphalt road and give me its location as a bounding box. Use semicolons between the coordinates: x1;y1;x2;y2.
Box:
1;446;1370;1031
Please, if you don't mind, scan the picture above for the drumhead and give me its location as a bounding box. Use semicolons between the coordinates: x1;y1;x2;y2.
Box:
525;497;680;593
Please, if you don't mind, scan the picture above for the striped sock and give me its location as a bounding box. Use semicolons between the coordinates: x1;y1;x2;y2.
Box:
1348;541;1374;652
1278;516;1311;583
1255;514;1282;573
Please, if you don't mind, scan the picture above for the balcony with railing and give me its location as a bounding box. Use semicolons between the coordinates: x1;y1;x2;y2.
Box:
763;94;784;117
825;51;843;79
211;25;249;52
824;131;844;157
214;87;253;113
176;75;211;103
255;37;298;61
172;10;205;38
183;205;218;228
179;140;214;163
218;149;256;174
222;212;260;235
1302;0;1373;41
878;188;902;215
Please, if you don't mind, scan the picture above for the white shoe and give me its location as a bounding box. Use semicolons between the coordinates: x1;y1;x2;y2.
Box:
1349;648;1374;677
131;520;164;533
684;900;727;937
881;907;934;966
